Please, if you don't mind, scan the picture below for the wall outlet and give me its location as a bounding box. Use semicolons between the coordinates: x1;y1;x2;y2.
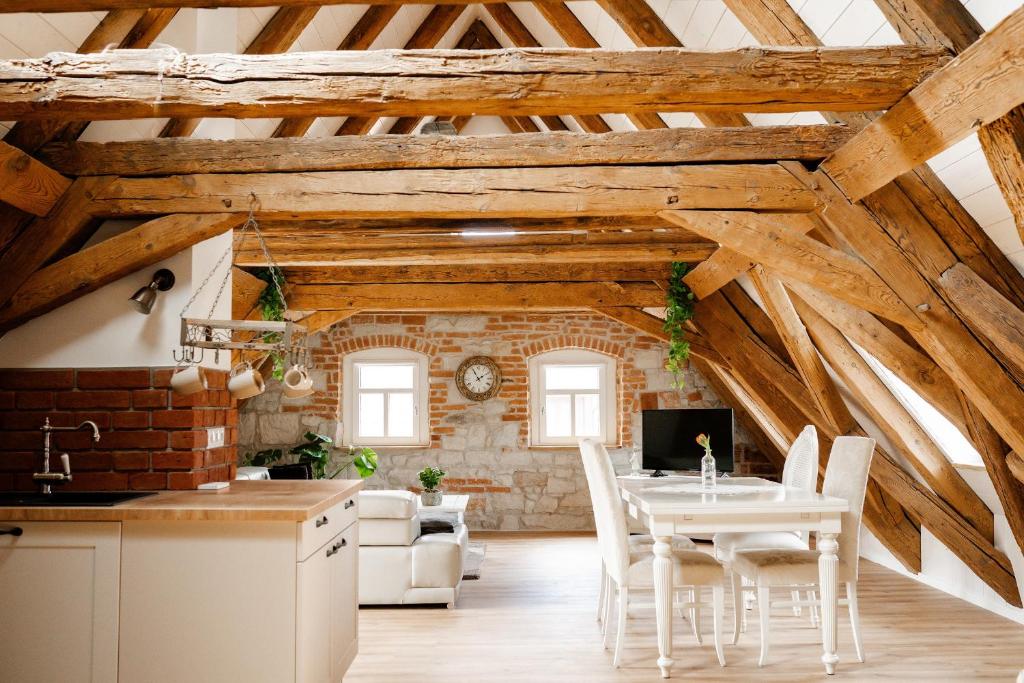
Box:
207;427;226;449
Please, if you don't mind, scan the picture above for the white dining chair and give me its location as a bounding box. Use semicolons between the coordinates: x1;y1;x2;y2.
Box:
712;425;820;638
579;438;728;669
730;435;875;667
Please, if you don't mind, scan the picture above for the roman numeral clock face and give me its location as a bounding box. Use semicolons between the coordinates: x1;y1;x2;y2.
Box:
455;356;502;402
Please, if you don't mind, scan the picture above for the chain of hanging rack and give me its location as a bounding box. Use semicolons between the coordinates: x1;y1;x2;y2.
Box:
174;193;309;367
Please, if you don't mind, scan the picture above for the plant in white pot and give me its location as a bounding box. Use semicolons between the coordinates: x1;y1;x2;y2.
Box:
418;466;446;506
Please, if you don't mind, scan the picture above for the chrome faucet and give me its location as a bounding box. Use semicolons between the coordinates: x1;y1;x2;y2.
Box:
34;418;101;494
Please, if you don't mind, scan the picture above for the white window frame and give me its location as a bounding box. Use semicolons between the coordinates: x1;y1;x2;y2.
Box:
343;347;429;447
528;349;617;447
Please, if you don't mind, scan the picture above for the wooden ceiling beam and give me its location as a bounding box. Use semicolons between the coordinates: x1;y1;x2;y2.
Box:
780;278;965;434
3;8;177;153
807;168;1024;464
336;5;469;136
0;213;242;330
0;141;71;216
661;209;919;330
0;176;112;309
280;262;671;285
288;282;666;311
161;5;319;139
14;0;507;8
38;125;852;177
791;288;996;542
484;5;604;133
0;46;950;122
593;307;728;368
87;164;817;218
273;5;399;138
821;6;1024;201
595;0;750;128
748;266;852;433
234;237;717;267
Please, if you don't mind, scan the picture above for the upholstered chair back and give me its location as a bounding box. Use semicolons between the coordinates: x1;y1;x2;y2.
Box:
579;438;630;585
783;425;819;544
820;435;875;580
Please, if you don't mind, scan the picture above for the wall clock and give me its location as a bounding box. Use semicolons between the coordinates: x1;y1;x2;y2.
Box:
455;356;502;402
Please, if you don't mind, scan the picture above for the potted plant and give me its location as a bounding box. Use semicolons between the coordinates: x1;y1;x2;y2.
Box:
244;432;378;480
418;466;446;506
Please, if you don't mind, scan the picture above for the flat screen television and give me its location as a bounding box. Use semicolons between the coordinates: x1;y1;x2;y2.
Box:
642;408;734;475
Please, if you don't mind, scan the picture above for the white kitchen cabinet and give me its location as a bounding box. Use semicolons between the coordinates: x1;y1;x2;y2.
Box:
297;524;359;683
0;521;121;683
118;495;359;683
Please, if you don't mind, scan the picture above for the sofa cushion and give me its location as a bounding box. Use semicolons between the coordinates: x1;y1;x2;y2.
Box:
411;524;468;588
359;490;417;519
360;516;421;546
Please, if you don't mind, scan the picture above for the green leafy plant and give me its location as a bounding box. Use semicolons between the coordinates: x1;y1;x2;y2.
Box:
254;266;287;380
242;432;378;480
663;261;695;389
418;466;446;492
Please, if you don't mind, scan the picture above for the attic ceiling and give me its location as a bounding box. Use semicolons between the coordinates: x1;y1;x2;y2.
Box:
3;0;1024;610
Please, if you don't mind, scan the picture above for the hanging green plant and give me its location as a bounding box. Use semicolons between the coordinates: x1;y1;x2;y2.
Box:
663;262;695;389
253;266;287;380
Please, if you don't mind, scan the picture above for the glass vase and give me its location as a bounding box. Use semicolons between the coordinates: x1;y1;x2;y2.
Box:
701;451;716;489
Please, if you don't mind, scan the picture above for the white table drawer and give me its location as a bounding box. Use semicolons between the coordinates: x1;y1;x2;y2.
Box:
298;495;357;561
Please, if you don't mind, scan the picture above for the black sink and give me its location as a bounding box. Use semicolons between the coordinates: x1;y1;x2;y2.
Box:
0;491;158;507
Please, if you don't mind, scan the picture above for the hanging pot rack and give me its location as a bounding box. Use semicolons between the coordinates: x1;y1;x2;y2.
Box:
174;193;309;367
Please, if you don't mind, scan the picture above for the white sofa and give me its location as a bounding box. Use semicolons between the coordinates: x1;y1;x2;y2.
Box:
357;490;468;607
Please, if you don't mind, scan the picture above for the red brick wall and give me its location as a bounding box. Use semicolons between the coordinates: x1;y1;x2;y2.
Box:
0;367;238;491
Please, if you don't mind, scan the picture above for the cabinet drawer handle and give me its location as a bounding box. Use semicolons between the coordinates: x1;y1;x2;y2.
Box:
340;537;347;548
326;538;347;558
344;499;355;510
316;515;328;528
0;527;23;537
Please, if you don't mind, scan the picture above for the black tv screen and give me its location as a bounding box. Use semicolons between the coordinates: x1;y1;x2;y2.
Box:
642;408;734;473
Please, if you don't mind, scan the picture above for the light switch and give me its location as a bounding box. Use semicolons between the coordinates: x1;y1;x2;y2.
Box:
207;427;226;448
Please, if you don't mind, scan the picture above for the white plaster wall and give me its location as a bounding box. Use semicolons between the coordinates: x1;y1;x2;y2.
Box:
0;10;237;370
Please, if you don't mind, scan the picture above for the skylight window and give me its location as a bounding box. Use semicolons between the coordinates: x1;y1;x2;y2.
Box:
857;348;984;468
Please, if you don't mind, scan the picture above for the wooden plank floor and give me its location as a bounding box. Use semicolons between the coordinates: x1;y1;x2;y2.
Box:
346;533;1024;681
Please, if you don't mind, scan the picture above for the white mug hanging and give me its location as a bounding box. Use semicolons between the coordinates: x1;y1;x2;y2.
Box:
228;361;265;399
170;365;208;396
282;364;314;399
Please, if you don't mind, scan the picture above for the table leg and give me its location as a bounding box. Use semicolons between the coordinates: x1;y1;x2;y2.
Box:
818;533;840;675
653;535;674;678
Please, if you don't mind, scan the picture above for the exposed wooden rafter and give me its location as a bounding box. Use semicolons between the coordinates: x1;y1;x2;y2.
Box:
87;164;818;218
0;213;243;329
273;5;400;138
289;282;666;311
160;6;319;138
821;6;1024;201
337;4;469;136
38;126;852;177
281;262;671;285
0;141;71;216
0;46;950;122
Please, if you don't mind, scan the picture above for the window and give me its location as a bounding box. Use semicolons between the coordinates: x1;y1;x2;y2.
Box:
529;349;616;446
857;345;984;468
343;348;428;446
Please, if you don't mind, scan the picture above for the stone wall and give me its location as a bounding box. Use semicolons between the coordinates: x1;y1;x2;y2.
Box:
239;312;776;530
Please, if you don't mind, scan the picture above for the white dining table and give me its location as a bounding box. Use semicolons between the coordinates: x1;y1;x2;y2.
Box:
618;475;849;678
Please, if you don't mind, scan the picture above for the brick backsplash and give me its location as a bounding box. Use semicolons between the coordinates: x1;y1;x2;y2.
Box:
0;367;238;491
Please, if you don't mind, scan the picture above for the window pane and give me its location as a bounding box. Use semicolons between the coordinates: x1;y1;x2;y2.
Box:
545;364;601;390
357;392;385;437
358;363;415;389
575;392;601;437
545;393;572;437
387;392;415;438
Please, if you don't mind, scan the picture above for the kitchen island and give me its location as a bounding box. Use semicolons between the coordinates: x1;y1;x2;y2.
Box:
0;480;363;683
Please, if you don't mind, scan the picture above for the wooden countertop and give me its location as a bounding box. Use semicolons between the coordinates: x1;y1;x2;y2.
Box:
0;480;364;522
